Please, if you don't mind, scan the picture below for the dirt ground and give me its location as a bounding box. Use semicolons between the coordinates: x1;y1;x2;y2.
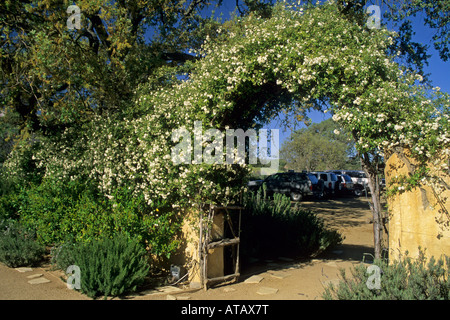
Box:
0;196;377;300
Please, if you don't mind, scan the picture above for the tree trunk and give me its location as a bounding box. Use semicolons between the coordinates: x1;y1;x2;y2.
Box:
367;171;383;259
361;153;383;260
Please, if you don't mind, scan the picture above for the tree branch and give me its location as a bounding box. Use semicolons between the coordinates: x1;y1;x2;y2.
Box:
87;13;112;55
183;0;206;17
161;52;201;63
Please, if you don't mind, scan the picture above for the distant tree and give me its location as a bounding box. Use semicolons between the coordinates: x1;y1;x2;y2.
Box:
280;118;359;172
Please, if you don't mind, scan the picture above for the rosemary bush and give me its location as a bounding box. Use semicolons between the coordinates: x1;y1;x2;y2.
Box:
0;220;45;268
67;234;150;299
323;249;450;300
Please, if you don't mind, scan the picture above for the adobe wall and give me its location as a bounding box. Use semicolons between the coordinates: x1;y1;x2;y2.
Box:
385;152;450;261
167;209;224;288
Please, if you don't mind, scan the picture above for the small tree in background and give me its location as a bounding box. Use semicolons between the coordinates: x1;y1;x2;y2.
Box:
281;118;359;172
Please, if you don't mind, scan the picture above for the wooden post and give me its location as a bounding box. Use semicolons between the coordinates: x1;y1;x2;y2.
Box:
200;205;243;290
199;209;204;288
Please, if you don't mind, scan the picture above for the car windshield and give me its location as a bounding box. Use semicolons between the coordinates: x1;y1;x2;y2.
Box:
342;175;352;182
346;171;367;178
307;173;318;183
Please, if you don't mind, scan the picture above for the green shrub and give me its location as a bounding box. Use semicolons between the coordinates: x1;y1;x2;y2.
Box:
323;249;450;300
241;188;343;260
0;167;21;221
17;180;82;244
50;242;77;271
68;234;150;299
17;179;115;245
0;192;20;221
0;220;45;267
17;181;181;259
107;187;181;258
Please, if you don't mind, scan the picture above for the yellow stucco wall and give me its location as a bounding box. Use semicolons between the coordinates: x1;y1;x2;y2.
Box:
163;210;201;285
168;209;224;287
386;152;450;261
207;212;225;279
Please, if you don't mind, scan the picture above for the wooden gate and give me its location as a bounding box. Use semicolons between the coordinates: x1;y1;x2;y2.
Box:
199;205;242;290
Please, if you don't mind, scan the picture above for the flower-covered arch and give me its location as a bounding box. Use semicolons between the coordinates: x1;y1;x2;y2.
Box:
130;2;448;208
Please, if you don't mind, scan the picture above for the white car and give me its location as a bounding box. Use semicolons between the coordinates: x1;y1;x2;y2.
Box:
309;171;339;198
336;174;355;195
329;170;369;196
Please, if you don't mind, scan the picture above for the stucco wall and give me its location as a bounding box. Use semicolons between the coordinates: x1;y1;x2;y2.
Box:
168;209;224;287
385;152;450;261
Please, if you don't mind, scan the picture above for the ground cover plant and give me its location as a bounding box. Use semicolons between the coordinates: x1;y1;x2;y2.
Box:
323;249;450;300
0;220;45;268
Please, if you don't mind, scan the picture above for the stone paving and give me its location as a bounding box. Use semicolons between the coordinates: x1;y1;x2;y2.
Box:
130;250;361;300
15;267;52;284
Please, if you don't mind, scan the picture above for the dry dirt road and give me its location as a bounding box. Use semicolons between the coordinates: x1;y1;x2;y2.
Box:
0;196;377;301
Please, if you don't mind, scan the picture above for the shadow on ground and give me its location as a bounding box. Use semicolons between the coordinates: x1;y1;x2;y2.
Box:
300;195;374;229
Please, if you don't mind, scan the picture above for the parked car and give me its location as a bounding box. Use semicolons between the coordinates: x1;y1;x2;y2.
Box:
248;179;263;190
336;174;354;195
309;171;339;198
247;171;313;201
306;172;325;199
329;170;369;196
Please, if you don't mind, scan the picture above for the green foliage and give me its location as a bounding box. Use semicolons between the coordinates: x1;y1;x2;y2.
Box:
50;242;77;272
67;235;150;299
3;1;447;216
241;187;343;260
281;118;358;171
386;166;431;197
0;220;45;268
385;0;450;63
1;135;43;187
0;191;20;222
18;181;80;244
323;249;450;300
0;0;225;133
1;0;448;267
0;166;23;222
108;187;182;257
16;180;181;259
